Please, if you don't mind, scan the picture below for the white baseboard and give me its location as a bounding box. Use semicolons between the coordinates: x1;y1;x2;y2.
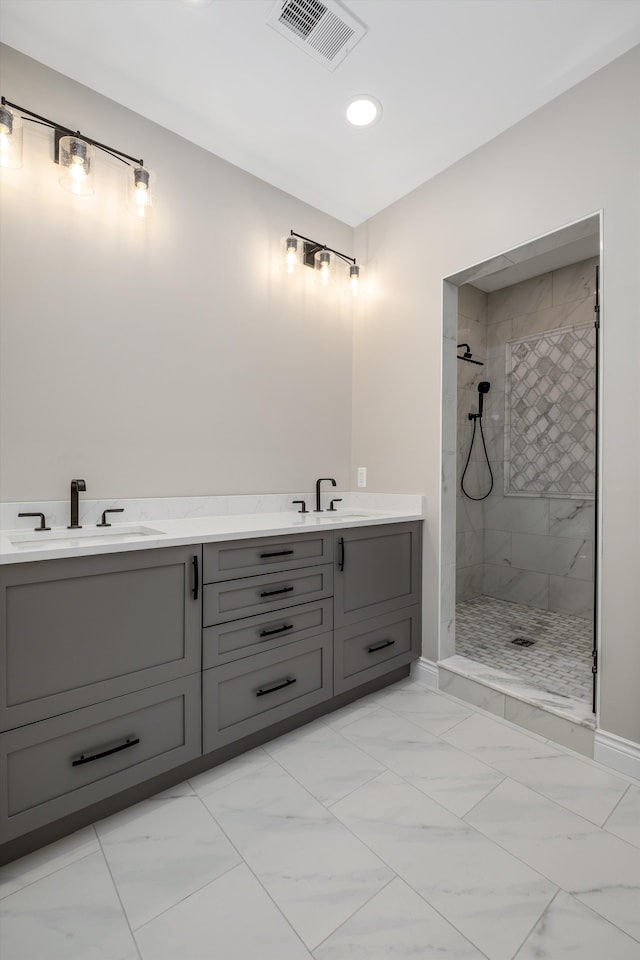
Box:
411;657;439;689
594;729;640;780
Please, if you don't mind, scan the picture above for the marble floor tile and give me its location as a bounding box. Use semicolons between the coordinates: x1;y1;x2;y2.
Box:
135;863;312;960
320;694;381;731
514;890;640;960
603;785;640;848
96;794;241;929
263;720;386;805
466;777;640;942
201;761;393;950
0;850;138;960
370;679;474;735
492;752;629;825
189;745;272;797
0;826;99;901
440;711;559;768
312;876;485;959
331;771;556;960
338;708;504;816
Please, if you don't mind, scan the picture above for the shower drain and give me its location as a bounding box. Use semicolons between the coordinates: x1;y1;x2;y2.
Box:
512;637;535;647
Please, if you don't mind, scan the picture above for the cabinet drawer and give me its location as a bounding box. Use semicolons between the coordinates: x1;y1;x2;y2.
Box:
334;606;421;695
203;635;332;751
0;546;201;731
203;564;333;626
203;533;333;583
0;675;201;842
203;599;333;668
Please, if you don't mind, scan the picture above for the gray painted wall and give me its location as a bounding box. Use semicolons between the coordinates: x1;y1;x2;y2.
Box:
353;47;640;743
0;45;355;503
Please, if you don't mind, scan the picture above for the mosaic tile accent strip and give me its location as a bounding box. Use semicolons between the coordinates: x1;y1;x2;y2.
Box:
505;324;595;498
456;595;593;703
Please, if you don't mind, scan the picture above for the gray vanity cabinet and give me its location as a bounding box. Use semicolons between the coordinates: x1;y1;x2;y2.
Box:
333;522;422;694
0;546;203;845
0;546;202;731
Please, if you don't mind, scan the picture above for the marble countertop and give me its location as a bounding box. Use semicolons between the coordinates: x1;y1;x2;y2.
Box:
0;502;424;565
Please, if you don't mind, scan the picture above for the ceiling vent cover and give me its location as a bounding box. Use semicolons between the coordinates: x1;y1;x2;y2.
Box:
267;0;366;71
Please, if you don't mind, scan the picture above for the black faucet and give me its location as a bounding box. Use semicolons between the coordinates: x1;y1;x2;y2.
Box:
315;477;336;512
68;479;86;529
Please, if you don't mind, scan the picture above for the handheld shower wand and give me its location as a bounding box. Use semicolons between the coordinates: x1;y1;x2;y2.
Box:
461;381;494;500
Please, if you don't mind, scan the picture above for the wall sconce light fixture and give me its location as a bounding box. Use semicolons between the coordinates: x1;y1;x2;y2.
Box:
283;229;361;296
1;96;154;217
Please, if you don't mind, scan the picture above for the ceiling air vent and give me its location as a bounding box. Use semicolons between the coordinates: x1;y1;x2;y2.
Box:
267;0;366;71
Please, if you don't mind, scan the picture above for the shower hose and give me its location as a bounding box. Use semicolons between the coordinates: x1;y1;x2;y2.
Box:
460;413;494;501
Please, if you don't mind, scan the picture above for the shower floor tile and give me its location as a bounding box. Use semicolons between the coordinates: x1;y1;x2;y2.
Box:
455;596;593;703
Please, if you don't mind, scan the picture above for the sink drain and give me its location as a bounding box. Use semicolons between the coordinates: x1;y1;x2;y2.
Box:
512;637;535;647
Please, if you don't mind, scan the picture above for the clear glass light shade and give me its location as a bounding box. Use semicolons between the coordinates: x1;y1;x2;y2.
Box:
126;165;154;218
59;136;94;196
282;235;300;274
314;249;333;286
0;105;23;169
349;263;361;297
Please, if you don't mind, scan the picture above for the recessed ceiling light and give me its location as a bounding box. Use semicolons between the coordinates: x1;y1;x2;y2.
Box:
346;96;381;128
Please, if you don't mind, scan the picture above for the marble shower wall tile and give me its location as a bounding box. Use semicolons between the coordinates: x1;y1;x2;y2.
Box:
511;298;594;339
483;564;549;607
511;533;593;580
549;499;595;539
549;576;594;618
487;272;552;324
552;256;598;306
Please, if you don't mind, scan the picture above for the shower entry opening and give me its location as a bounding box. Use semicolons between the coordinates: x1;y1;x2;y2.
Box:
440;214;601;725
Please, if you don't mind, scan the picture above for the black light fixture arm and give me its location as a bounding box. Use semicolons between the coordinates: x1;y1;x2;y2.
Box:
289;229;357;268
1;96;144;168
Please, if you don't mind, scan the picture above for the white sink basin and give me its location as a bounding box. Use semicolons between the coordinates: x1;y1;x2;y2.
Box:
10;525;163;550
311;513;371;522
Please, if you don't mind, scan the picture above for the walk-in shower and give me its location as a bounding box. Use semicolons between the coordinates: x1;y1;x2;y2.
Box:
441;219;600;731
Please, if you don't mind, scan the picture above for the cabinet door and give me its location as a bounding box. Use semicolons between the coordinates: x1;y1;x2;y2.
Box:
0;546;202;731
334;522;422;628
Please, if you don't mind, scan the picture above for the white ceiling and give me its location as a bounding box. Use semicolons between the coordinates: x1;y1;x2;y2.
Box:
1;0;639;226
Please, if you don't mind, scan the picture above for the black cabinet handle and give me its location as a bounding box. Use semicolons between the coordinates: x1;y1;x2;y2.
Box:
260;585;294;598
259;549;295;558
259;623;294;638
366;638;396;654
338;537;345;571
72;737;139;767
256;677;296;697
192;555;199;600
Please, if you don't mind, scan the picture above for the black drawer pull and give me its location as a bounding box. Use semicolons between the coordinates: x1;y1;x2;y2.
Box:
260;585;294;598
72;737;140;767
259;549;295;558
366;639;396;654
338;537;345;571
192;554;199;600
259;623;294;638
256;677;296;697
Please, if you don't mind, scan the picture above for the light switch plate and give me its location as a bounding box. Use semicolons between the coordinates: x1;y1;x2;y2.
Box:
357;466;367;487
